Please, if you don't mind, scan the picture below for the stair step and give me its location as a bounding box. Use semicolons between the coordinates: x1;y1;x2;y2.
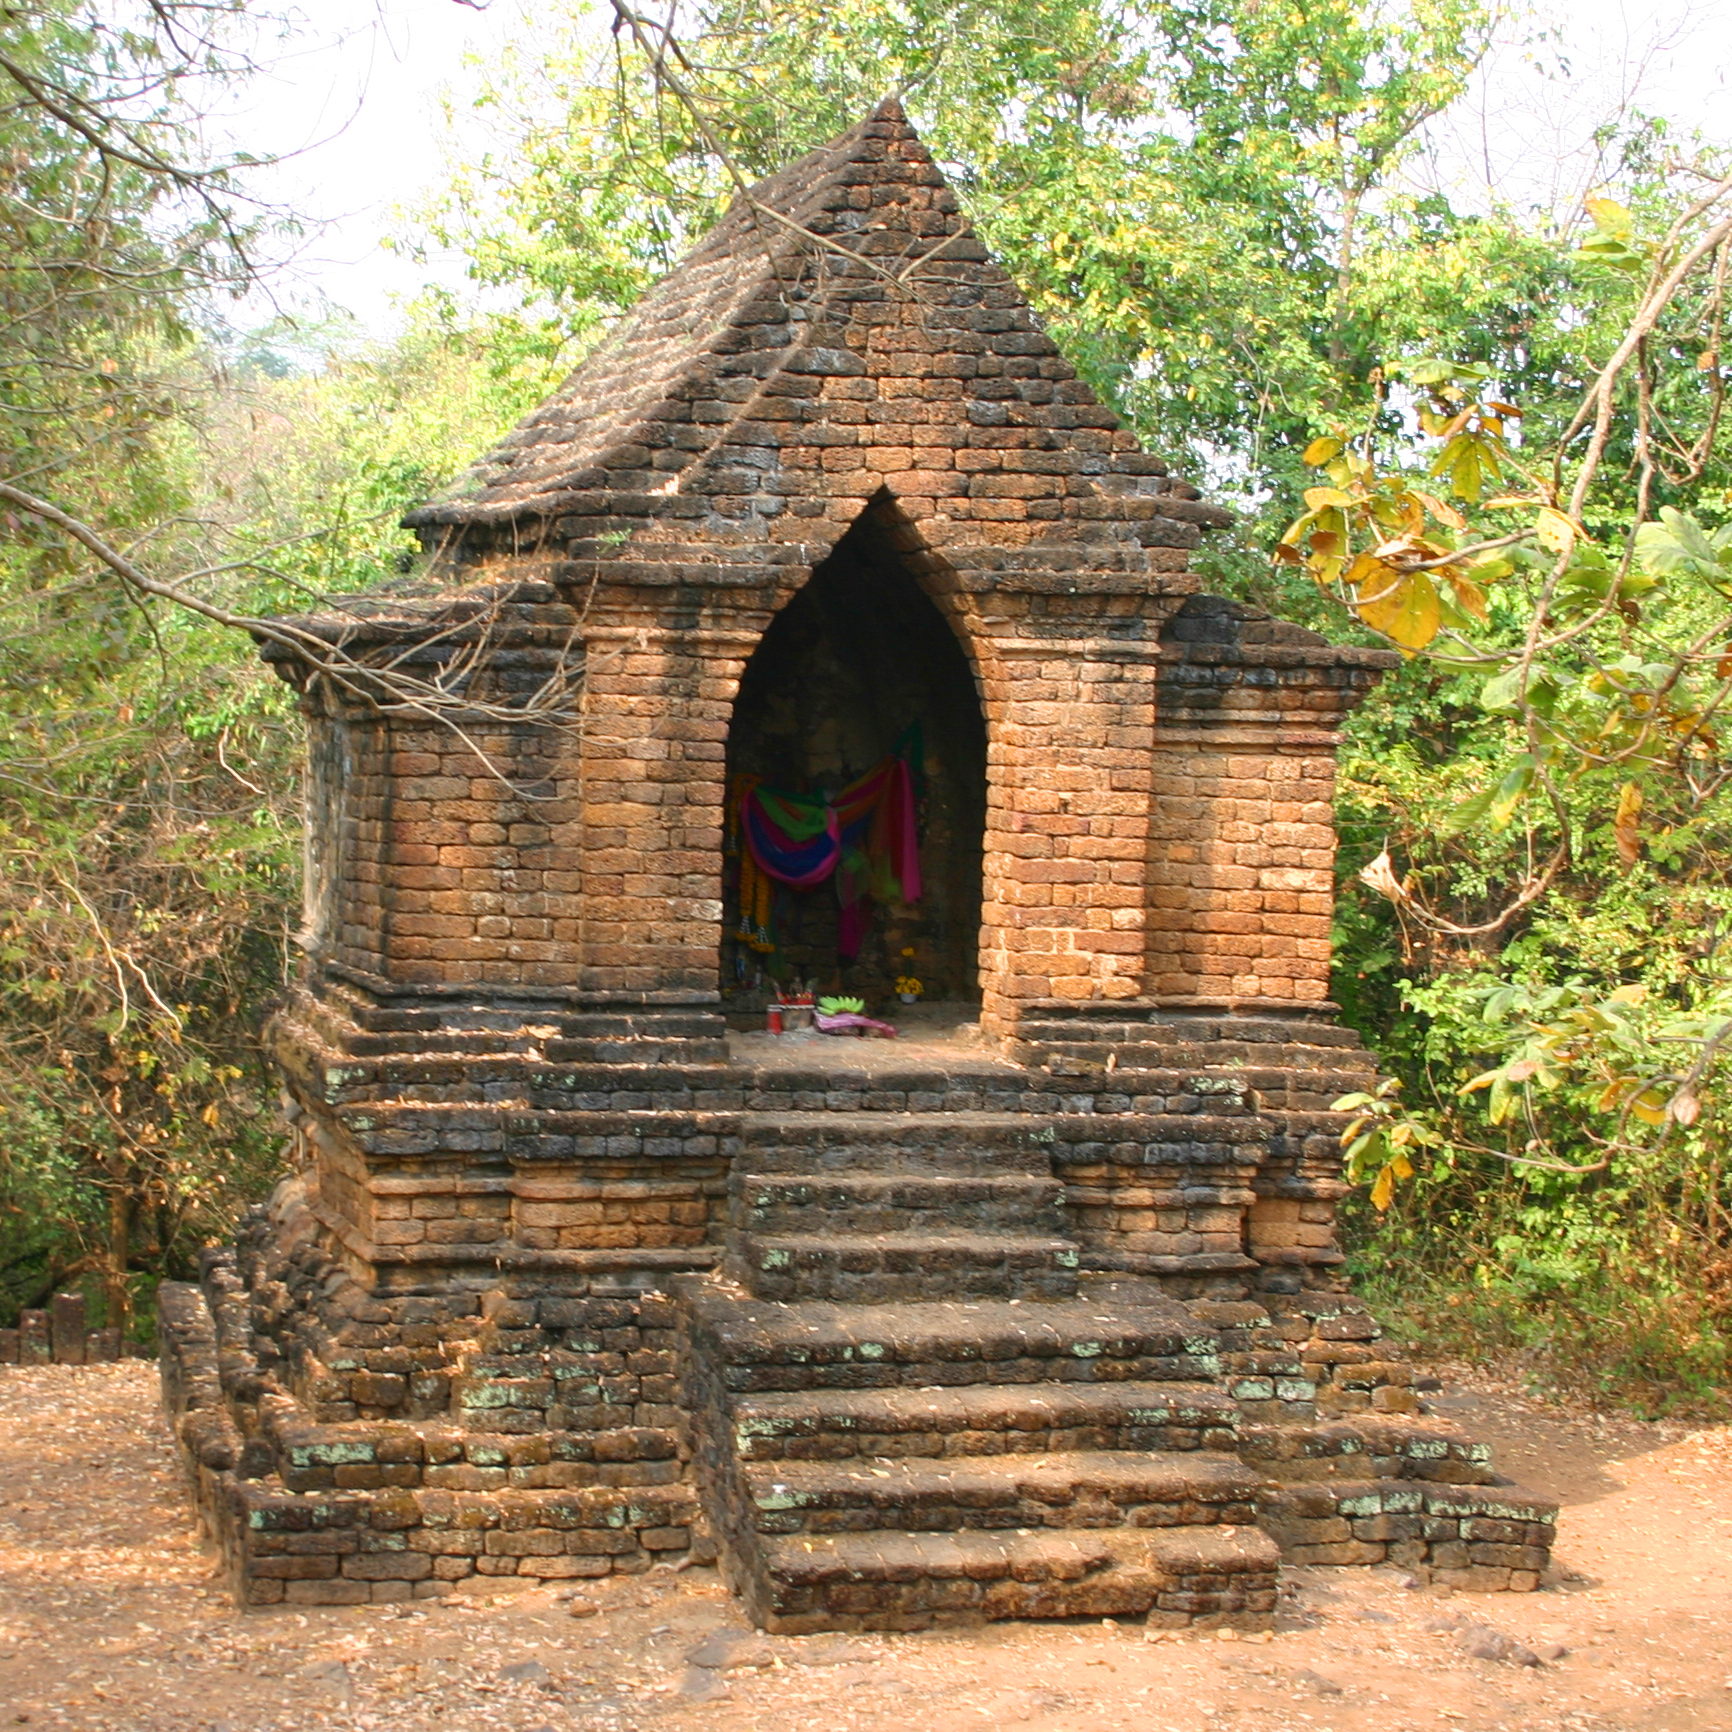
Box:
1013;1013;1369;1048
731;1379;1237;1460
339;1031;730;1062
1239;1414;1501;1485
687;1289;1215;1394
1011;1031;1369;1061
741;1113;1054;1175
740;1072;1031;1116
1259;1476;1558;1576
744;1448;1263;1534
739;1110;1274;1175
731;1173;1065;1236
729;1232;1080;1302
754;1524;1280;1631
1034;1055;1375;1092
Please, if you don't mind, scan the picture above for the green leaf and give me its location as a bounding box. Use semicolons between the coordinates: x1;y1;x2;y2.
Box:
1660;506;1718;564
1480;668;1525;712
1487;757;1537;829
1436;785;1498;837
1575;234;1645;272
1404;358;1493;387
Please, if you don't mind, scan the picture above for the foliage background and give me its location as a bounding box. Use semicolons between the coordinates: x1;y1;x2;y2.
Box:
4;0;1730;1407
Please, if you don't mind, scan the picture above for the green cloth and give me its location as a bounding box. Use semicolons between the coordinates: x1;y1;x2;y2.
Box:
752;785;832;839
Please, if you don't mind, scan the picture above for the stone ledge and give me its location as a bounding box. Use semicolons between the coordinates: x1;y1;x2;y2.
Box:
157;1279;705;1607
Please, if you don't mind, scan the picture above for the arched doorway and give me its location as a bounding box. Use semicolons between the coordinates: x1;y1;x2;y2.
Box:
721;508;987;1012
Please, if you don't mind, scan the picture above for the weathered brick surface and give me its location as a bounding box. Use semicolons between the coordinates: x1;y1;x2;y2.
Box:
0;1292;131;1366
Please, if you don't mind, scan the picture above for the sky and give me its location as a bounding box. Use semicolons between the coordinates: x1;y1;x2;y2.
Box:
221;0;542;331
228;0;1732;338
1410;0;1729;218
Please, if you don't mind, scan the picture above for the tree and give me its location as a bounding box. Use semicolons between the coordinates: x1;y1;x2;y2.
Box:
1285;168;1732;1406
0;4;575;1330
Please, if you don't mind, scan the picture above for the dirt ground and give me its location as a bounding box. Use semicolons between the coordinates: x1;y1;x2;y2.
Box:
3;1362;1731;1731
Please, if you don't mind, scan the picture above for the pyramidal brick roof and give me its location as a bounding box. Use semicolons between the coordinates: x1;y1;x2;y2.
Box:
403;98;1228;548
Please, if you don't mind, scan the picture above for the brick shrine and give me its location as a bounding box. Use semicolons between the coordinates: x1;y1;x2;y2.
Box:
157;100;1558;1629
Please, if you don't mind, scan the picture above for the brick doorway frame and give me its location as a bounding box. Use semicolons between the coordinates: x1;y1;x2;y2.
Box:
684;488;1163;1038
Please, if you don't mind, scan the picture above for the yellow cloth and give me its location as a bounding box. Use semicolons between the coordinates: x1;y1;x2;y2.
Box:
727;773;775;953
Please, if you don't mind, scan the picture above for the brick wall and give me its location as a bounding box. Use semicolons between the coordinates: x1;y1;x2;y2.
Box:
377;104;1257;1030
1147;597;1389;1008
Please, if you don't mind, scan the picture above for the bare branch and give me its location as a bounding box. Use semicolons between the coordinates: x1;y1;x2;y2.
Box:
0;482;582;751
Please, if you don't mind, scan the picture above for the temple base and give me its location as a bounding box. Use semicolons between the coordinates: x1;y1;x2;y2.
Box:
159;1024;1556;1621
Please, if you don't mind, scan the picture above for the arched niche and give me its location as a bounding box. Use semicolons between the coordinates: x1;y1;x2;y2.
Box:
721;507;987;1008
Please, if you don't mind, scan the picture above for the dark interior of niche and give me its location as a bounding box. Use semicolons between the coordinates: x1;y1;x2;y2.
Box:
722;513;986;1009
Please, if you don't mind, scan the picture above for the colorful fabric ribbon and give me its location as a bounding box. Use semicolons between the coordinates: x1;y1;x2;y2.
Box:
727;736;923;962
742;786;840;889
726;775;777;954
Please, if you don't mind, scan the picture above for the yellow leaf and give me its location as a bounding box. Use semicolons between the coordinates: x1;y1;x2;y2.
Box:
1606;984;1647;1005
1345;550;1388;588
1613;780;1642;866
1304;486;1355;509
1303;436;1344;465
1355;565;1443;651
1370;1165;1396;1210
1445;573;1489;620
1411;489;1466;530
1585;195;1634;238
1535;507;1578;554
1629;1090;1670;1127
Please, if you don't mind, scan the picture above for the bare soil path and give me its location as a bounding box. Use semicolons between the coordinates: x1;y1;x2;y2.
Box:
2;1361;1730;1731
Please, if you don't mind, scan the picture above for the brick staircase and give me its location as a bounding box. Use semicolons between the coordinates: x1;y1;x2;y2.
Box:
723;1111;1079;1302
678;1097;1281;1632
158;1020;1560;1615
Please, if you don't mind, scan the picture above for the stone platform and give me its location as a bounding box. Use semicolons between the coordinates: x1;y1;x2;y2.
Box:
159;1011;1557;1625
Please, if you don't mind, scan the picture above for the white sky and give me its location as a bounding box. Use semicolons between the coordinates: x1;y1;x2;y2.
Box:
224;0;544;331
1410;0;1730;219
228;0;1732;337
